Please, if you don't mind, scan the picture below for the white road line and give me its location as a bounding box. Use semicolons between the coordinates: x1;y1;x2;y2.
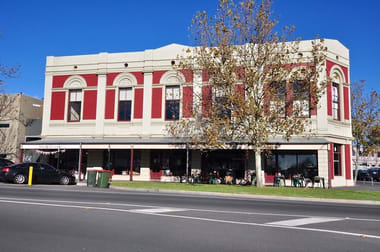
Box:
0;197;159;209
267;217;343;227
130;208;186;214
1;199;380;240
1;197;380;223
150;212;380;240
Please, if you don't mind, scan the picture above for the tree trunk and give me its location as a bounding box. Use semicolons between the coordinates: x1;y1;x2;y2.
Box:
354;145;360;185
255;149;263;187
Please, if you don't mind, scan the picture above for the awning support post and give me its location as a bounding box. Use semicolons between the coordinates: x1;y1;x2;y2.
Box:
78;143;82;182
130;148;134;182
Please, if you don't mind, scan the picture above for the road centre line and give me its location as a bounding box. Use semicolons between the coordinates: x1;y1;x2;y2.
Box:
1;197;380;223
1;199;380;240
267;217;344;227
130;208;185;213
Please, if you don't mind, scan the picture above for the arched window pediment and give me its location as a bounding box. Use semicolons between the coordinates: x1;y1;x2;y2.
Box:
160;70;185;85
330;65;345;84
64;75;86;89
113;73;138;87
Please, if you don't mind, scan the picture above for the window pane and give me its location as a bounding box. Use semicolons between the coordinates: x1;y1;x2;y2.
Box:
119;101;131;121
333;144;341;176
272;81;286;99
216;97;231;118
293;100;309;117
120;88;132;101
298;153;318;178
69;102;81;121
263;152;276;176
270;101;286;117
166;86;180;100
70;90;82;102
166;100;179;120
332;85;339;102
215;88;225;98
278;153;297;178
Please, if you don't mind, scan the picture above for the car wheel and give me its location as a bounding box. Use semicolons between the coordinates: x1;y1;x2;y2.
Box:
60;176;70;185
13;174;26;184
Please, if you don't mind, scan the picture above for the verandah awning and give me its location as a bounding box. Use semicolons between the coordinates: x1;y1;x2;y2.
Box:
21;137;330;150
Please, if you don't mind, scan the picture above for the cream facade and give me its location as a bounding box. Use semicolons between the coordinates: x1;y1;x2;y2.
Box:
21;39;353;187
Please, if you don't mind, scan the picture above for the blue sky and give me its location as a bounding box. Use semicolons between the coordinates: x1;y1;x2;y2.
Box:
0;0;379;99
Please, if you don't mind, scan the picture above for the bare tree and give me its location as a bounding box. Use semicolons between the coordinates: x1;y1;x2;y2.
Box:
167;0;327;186
351;80;380;183
0;34;20;159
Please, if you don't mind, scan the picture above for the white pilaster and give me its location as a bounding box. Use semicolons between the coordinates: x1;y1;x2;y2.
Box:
193;70;202;113
96;74;106;137
142;50;154;135
41;72;53;137
95;52;108;137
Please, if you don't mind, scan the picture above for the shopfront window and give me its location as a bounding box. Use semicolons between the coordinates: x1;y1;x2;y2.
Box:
278;153;297;178
150;150;186;176
263;151;318;179
107;150;141;175
333;144;342;176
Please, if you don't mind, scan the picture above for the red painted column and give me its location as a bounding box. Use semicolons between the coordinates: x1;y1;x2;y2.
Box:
130;149;134;182
327;83;332;116
345;144;352;180
343;87;350;120
19;149;24;163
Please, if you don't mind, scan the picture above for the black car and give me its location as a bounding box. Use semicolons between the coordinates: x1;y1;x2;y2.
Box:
354;169;372;181
368;168;380;182
0;158;13;169
0;162;76;185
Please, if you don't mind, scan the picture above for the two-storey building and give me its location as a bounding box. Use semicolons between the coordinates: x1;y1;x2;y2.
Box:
21;40;353;187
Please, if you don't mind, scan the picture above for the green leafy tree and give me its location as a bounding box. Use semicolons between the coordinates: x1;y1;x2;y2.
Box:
351;80;380;183
167;0;327;186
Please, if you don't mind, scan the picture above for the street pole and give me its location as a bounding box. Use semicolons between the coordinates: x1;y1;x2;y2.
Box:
130;147;134;182
186;142;189;184
78;143;82;182
57;146;60;170
107;145;111;170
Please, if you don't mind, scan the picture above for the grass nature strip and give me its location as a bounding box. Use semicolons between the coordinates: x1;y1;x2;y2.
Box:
110;181;380;202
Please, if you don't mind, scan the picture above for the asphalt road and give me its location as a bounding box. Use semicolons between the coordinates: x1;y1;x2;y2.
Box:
0;183;379;252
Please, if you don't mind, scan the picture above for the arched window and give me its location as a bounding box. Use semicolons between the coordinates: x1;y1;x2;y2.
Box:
160;71;185;120
330;67;345;121
113;73;137;121
64;76;86;122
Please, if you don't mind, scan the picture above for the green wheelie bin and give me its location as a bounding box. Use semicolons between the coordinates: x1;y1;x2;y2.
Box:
87;171;97;187
97;170;110;188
